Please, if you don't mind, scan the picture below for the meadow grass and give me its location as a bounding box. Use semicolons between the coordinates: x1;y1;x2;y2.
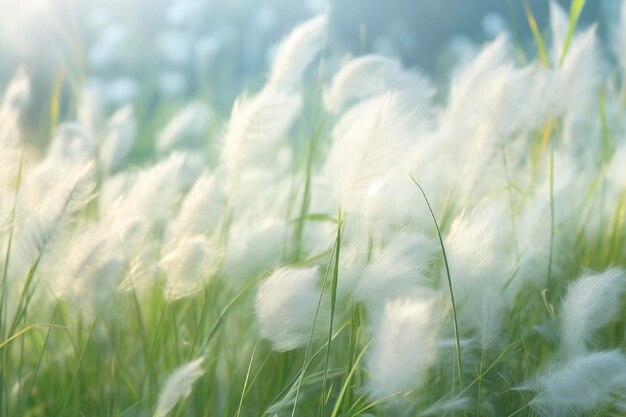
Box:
1;2;626;417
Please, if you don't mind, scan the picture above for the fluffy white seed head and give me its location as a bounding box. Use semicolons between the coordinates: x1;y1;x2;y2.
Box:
47;123;96;164
268;13;327;90
221;86;301;190
354;234;437;314
111;152;187;222
12;161;96;281
156;101;211;153
155;357;205;417
160;235;220;300
529;350;626;417
100;105;136;173
560;268;626;357
220;216;287;282
0;69;30;147
324;54;434;113
325;92;414;231
169;171;223;240
255;266;321;351
445;204;513;347
365;297;440;401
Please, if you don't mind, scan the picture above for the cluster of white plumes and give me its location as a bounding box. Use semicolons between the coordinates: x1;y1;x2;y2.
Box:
3;2;626;415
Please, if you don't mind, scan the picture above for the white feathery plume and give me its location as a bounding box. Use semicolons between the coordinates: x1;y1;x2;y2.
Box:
220;13;326;191
48;221;125;314
554;26;599;113
0;69;30;147
444;34;510;132
156;101;211;153
255;266;321;351
47;123;96;164
220;216;287;282
220;86;301;189
549;0;568;65
514;166;577;290
445;204;513;347
100;105;136;173
528;350;626;417
77;87;104;137
160;235;220;300
611;0;626;75
98;172;133;215
324;92;414;230
268;13;327;90
12;161;96;281
324;54;434;113
420;397;473;416
560;268;626;357
169;171;223;240
365;297;440;401
354;234;437;313
226;165;293;221
111;152;186;222
155;357;205;417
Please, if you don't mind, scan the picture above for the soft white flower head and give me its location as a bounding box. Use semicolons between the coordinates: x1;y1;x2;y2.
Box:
324;54;434;113
560;268;626;357
365;297;440;401
160;235;220;301
155;357;205;417
255;266;321;351
268;13;327;90
156;101;211;153
528;350;626;417
100;105;136;173
355;234;437;314
325;92;415;232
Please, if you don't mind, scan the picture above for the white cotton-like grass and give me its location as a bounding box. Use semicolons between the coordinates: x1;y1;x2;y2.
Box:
100;105;136;173
528;350;626;417
268;13;327;90
560;268;626;357
156;101;211;153
445;204;512;347
324;92;414;230
324;54;434;113
220;86;300;189
554;26;599;113
3;8;626;417
168;171;223;240
549;0;568;65
48;221;124;301
155;357;205;417
12;161;96;281
354;234;437;313
220;216;287;282
0;69;30;147
111;152;186;222
160;235;220;300
47;123;96;163
612;0;626;74
255;266;321;351
364;297;440;401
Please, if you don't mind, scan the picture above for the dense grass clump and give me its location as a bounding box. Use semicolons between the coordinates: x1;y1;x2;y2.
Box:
2;2;626;416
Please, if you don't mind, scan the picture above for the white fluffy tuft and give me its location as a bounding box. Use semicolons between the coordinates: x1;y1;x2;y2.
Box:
364;297;440;401
529;350;626;417
155;357;205;417
560;268;626;357
255;266;320;351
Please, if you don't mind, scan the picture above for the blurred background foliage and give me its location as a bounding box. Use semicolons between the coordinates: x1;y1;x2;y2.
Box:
0;0;613;149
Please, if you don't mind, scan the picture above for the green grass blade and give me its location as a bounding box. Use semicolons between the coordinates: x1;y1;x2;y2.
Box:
559;0;587;67
524;1;549;68
409;173;464;390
